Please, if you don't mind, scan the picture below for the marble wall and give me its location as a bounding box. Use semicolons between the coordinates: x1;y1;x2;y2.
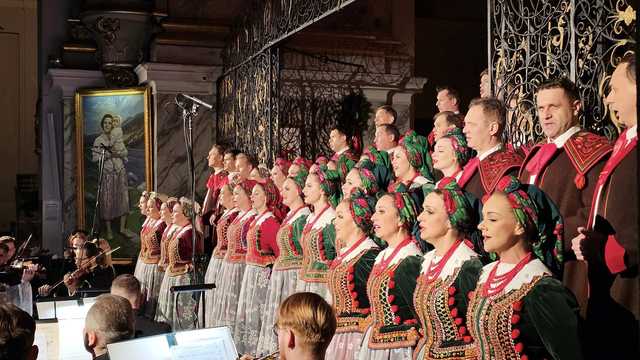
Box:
62;99;78;236
135;62;221;203
155;93;215;200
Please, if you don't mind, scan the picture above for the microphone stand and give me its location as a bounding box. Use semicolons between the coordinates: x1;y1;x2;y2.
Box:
176;96;207;328
90;146;107;240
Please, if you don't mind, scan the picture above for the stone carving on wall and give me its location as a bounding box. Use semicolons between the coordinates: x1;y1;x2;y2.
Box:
81;7;154;86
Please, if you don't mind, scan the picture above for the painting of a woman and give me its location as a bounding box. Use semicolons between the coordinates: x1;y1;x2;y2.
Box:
92;114;135;239
76;87;152;259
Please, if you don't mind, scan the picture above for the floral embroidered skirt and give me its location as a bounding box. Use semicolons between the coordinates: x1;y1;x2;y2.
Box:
211;260;246;332
133;257;144;280
296;278;331;303
155;272;196;330
326;331;364;360
256;268;300;356
234;264;272;355
202;256;224;328
139;262;164;319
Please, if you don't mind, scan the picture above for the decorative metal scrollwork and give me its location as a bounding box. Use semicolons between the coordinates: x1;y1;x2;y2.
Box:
217;48;280;166
490;0;636;146
573;0;636;139
223;0;357;67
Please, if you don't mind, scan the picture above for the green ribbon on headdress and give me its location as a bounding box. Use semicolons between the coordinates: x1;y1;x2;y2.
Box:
348;189;377;235
494;175;564;277
390;184;429;252
399;130;435;182
422;177;476;236
441;128;473;168
335;152;357;183
289;167;309;192
316;166;342;208
358;146;393;193
386;186;420;234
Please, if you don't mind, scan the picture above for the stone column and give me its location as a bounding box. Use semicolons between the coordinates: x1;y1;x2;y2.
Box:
361;87;391;147
391;92;414;133
135;62;222;199
43;69;105;252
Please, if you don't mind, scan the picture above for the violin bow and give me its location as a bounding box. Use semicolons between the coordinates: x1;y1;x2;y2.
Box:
47;246;121;292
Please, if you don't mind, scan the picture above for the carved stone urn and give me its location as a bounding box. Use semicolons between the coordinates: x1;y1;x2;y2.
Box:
80;1;154;87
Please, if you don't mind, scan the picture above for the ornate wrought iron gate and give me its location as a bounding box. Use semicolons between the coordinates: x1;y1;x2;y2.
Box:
490;0;636;146
217;48;280;165
216;0;360;165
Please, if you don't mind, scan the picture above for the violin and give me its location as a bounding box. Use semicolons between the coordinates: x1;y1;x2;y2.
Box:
42;246;120;296
257;352;279;360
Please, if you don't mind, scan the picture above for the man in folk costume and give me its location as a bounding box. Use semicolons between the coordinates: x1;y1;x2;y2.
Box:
519;77;612;316
329;124;360;182
202;144;229;254
572;53;638;359
460;97;523;198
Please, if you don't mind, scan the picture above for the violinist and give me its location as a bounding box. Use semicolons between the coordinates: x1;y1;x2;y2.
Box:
0;235;17;260
38;241;115;297
65;230;88;260
0;239;36;314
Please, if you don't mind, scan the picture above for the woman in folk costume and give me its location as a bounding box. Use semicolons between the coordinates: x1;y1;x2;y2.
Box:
296;166;341;301
287;156;312;177
468;176;582;359
157;197;179;274
138;192;167;319
270;157;291;192
203;182;239;328
390;130;435;192
234;179;282;354
270;157;292;219
432;128;473;185
255;169;312;356
326;190;382;359
343;147;393;198
213;179;258;331
134;191;150;280
357;190;423;360
412;178;482;360
155;197;203;330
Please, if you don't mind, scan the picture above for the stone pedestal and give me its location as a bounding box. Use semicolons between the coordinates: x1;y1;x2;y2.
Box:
135;62;222;200
43;69;105;252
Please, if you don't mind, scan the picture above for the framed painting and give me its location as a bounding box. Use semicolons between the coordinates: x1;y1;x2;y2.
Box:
75;87;152;260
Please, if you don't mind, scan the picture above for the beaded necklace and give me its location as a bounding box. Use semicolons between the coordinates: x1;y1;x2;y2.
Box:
482;252;533;296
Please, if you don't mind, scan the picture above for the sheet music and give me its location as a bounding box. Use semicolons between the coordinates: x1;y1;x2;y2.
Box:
36;302;56;320
58;318;91;360
107;335;171;360
35;322;59;360
108;326;239;360
170;339;226;360
55;300;93;320
174;326;238;359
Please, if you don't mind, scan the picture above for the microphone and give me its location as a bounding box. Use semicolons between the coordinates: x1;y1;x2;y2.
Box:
92;144;112;153
177;93;213;110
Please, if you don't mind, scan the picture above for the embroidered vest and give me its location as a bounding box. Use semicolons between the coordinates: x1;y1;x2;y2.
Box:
212;209;239;259
166;226;193;277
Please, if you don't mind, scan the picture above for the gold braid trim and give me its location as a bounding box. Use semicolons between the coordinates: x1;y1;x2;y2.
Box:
468;275;544;360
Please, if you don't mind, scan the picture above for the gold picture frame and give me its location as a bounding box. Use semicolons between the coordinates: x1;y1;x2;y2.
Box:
75;87;152;259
